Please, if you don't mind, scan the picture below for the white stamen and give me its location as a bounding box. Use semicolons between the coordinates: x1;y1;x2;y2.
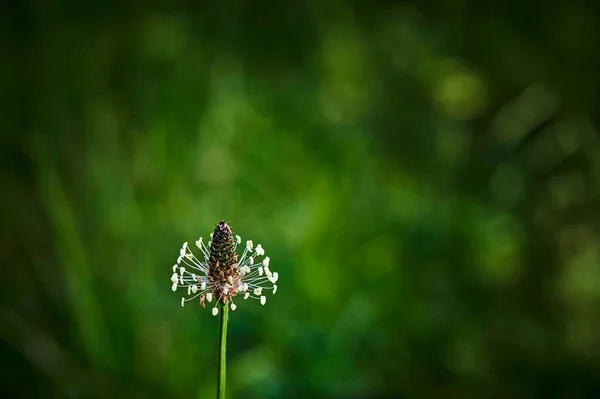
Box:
171;273;179;284
244;292;250;300
273;285;277;294
192;285;198;294
180;266;185;276
192;273;196;280
236;235;241;244
258;267;264;276
172;283;178;292
177;256;182;264
253;287;262;295
179;276;183;285
255;244;264;256
263;257;270;267
181;297;185;307
243;283;249;292
231;303;237;311
223;286;229;295
172;264;178;272
212;307;218;316
187;286;191;295
201;281;207;290
272;272;279;282
260;296;266;305
249;257;254;265
246;240;253;251
196;237;203;249
207;293;213;302
228;276;233;284
210;233;213;238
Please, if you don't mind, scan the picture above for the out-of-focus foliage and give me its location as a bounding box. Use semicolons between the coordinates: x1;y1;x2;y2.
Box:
2;1;600;398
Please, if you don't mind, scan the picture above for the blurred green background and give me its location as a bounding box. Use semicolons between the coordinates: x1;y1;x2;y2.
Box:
2;0;600;398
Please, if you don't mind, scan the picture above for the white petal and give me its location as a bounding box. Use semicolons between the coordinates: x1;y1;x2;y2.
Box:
253;287;262;296
172;283;178;292
201;281;207;290
212;307;218;316
171;273;179;284
231;303;237;311
236;235;241;244
246;240;253;251
192;285;198;294
258;267;264;276
260;295;266;305
181;297;185;307
273;285;277;294
207;293;213;302
244;292;250;300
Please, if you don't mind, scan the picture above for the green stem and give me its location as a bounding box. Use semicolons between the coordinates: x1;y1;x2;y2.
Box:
217;302;229;399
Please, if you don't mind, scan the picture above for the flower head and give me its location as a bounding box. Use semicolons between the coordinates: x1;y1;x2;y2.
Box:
171;220;278;315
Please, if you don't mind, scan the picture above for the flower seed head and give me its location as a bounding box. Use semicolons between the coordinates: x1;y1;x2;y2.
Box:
171;220;278;312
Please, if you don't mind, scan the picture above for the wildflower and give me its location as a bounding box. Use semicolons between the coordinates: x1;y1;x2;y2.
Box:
171;220;278;315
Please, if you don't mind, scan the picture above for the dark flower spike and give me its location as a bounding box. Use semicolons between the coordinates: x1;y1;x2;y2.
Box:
170;220;278;315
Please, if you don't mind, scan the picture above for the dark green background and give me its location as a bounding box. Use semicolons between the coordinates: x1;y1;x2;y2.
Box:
2;1;600;398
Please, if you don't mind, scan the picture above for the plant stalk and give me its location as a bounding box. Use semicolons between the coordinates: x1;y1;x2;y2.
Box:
217;302;229;399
